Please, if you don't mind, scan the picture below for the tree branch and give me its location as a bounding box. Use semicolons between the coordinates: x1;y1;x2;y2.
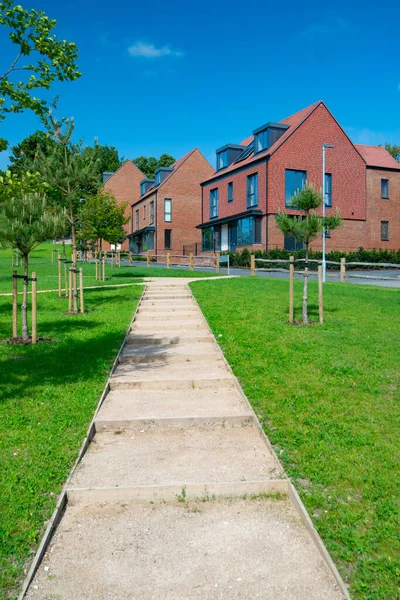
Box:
0;51;24;81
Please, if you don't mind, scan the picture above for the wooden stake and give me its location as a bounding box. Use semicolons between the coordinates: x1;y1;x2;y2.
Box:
129;251;133;266
12;270;17;338
102;255;106;281
318;265;324;325
118;251;121;267
250;255;255;276
58;253;62;298
79;268;84;314
189;253;194;271
68;269;72;312
340;257;346;283
147;251;151;268
32;272;37;344
215;252;220;274
166;253;170;269
95;257;99;281
64;263;68;297
289;255;294;324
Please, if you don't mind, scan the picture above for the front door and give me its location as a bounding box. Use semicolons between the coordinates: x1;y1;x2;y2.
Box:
221;224;229;251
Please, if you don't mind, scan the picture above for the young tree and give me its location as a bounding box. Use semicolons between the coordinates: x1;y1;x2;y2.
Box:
35;113;100;313
0;189;65;341
7;130;56;175
276;183;342;324
79;192;129;252
0;0;80;123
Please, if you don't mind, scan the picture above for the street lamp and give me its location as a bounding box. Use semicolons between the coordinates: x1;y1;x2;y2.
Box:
322;143;334;282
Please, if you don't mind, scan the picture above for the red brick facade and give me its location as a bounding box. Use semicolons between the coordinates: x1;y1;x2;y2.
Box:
130;149;213;256
102;161;145;251
200;101;400;252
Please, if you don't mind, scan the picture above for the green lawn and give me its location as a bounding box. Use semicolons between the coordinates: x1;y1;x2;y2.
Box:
0;243;218;294
191;278;399;600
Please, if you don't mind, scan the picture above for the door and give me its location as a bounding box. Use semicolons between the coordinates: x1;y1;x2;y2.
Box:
221;224;229;251
229;222;237;252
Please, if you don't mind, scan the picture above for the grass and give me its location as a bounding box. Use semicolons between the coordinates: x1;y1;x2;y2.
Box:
190;277;399;600
0;243;219;294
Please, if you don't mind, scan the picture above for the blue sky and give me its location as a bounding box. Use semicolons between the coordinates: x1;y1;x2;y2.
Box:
1;0;399;170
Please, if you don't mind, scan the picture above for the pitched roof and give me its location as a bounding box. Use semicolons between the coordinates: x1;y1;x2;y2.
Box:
103;159;145;184
204;101;322;182
137;148;197;201
354;144;400;170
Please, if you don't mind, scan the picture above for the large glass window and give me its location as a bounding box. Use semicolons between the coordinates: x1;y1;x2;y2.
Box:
150;201;154;224
255;129;268;153
217;151;228;170
325;173;332;207
236;216;262;247
164;229;172;249
228;182;233;203
210;188;218;218
202;226;221;252
285;169;307;207
381;179;389;199
246;173;258;207
381;221;389;241
164;198;172;222
142;231;154;251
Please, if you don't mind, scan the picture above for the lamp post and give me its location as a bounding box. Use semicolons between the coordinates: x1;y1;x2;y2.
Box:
322;143;334;282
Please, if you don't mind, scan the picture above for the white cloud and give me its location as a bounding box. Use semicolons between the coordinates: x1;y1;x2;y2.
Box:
128;41;184;59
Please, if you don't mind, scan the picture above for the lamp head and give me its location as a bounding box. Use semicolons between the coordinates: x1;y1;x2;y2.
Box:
323;143;334;149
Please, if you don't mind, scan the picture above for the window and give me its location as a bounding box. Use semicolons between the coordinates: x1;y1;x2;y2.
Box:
325;173;332;207
164;198;172;222
164;229;172;249
135;209;139;230
140;182;146;196
155;172;161;186
381;179;389;199
247;173;258;207
236;216;262;246
202;226;221;252
142;231;154;251
210;188;218;218
284;234;304;251
217;151;228;170
255;129;268;153
381;221;389;241
150;201;154;224
143;205;146;219
285;169;307;207
325;228;331;238
228;182;233;203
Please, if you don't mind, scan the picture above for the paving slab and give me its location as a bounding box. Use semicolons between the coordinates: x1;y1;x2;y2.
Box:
119;341;220;363
95;387;251;423
126;332;215;345
69;427;280;490
26;499;345;600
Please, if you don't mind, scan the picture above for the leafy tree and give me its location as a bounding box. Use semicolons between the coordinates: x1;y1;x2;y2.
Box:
133;153;175;179
276;183;342;324
0;0;80;123
0;189;65;340
82;144;124;177
79;191;129;252
379;142;400;162
35;112;100;312
7;130;56;174
0;168;48;201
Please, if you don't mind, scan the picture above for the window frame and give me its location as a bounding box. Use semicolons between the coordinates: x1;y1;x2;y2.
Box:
228;181;233;203
143;205;146;219
325;173;332;207
210;188;219;219
285;169;307;208
150;201;154;224
381;179;389;199
164;198;172;222
255;129;268;153
381;221;389;241
164;228;172;250
217;151;228;171
135;209;139;230
246;173;258;208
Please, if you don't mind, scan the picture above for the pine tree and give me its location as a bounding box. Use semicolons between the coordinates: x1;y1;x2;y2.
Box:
276;183;342;324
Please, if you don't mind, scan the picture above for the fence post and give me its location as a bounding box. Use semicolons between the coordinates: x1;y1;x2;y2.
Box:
64;263;68;297
215;252;220;274
58;253;62;298
189;253;194;271
289;255;294;324
12;270;17;338
340;257;346;283
79;268;84;314
102;255;106;281
166;253;170;269
32;272;37;344
129;251;133;266
147;251;150;268
250;255;255;276
68;269;72;312
318;265;324;325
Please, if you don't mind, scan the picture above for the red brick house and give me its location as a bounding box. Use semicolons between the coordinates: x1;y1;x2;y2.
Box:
199;101;400;253
129;149;213;256
102;160;145;251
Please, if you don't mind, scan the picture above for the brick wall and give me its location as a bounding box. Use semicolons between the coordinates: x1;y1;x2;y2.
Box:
103;161;144;251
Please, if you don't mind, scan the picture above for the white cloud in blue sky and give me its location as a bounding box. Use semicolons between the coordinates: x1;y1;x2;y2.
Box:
128;42;184;59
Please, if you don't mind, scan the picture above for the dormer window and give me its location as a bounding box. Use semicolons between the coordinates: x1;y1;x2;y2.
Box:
216;144;245;171
253;122;289;154
155;167;173;186
140;178;155;196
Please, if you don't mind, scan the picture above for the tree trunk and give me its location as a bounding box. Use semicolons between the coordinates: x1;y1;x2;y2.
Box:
70;203;78;314
21;254;30;341
302;244;309;324
61;236;67;260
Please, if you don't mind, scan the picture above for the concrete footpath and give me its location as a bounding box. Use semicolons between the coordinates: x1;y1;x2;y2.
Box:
26;279;348;599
